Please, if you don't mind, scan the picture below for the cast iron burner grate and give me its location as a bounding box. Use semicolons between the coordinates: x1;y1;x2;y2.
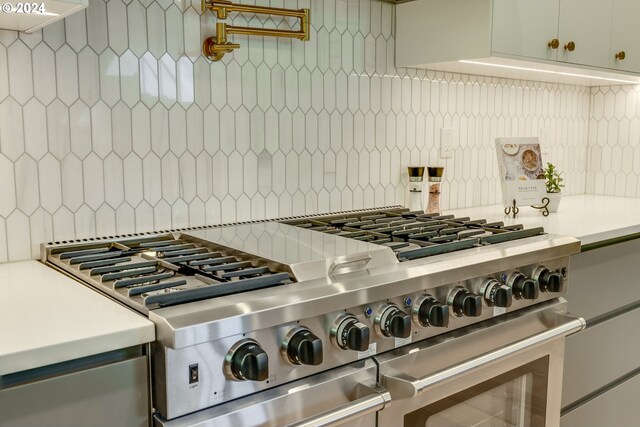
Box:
285;209;544;261
48;235;292;311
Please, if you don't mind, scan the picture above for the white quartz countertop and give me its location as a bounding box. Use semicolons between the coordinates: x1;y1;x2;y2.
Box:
445;194;640;248
0;260;155;376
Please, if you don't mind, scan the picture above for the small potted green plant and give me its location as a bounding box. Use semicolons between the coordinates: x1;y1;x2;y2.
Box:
543;162;564;212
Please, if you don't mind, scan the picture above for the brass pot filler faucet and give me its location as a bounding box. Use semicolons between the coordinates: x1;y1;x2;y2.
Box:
202;0;310;62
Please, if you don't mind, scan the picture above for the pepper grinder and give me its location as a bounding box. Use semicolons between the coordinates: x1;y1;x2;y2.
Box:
426;166;444;214
407;166;425;212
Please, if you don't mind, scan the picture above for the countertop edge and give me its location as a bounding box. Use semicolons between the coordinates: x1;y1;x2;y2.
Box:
0;323;155;376
578;225;640;251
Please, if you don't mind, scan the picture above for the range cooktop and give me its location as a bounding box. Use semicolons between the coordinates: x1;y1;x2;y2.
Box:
43;207;549;314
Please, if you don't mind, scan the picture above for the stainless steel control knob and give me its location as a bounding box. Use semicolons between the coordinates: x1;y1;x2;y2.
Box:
413;295;449;327
226;339;269;381
282;327;323;366
481;278;513;308
508;272;539;300
332;314;370;352
375;304;411;338
448;287;482;317
533;266;564;293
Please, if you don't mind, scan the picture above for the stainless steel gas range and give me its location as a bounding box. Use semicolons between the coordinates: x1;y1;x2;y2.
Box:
41;206;585;427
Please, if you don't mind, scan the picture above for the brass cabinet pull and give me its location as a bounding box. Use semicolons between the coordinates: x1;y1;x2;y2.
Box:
548;39;560;49
564;41;576;51
615;51;626;60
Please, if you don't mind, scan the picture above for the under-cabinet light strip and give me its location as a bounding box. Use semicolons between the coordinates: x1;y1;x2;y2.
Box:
459;60;640;85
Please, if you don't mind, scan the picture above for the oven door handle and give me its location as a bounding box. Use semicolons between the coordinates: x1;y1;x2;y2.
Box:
382;312;585;399
284;384;391;427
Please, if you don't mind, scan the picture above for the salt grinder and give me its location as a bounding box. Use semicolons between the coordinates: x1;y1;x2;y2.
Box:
407;166;425;212
426;166;444;214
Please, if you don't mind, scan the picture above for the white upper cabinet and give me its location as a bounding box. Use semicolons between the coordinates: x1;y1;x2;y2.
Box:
491;0;560;62
0;0;87;33
557;0;613;68
610;0;640;73
396;0;640;86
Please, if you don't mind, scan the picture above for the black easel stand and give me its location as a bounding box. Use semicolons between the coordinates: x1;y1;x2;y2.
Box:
504;197;550;219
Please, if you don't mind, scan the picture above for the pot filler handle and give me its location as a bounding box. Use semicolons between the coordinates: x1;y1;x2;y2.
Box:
285;384;391;427
382;312;586;399
327;254;372;277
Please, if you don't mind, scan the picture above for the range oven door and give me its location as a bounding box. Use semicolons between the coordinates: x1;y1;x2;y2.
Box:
153;359;389;427
376;299;585;427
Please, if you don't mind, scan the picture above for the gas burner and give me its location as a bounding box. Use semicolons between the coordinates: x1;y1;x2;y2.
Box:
47;234;292;312
282;209;544;261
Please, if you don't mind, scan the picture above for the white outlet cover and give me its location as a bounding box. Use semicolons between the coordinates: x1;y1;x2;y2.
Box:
440;128;454;159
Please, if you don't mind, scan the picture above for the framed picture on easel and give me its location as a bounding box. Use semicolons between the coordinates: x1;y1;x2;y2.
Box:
495;137;547;214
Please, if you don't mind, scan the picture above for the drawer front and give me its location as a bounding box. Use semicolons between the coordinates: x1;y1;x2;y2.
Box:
154;359;381;427
0;356;149;427
561;371;640;427
567;238;640;321
562;307;640;407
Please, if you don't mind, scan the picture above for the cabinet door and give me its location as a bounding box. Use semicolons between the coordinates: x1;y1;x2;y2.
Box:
610;0;640;72
0;356;149;427
561;373;640;427
492;0;560;61
558;0;613;68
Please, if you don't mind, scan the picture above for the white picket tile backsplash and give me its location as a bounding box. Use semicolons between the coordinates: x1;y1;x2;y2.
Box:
0;155;15;217
587;85;640;197
0;0;592;262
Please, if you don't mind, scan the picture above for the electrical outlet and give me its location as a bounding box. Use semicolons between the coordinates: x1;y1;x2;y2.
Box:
440;128;454;159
